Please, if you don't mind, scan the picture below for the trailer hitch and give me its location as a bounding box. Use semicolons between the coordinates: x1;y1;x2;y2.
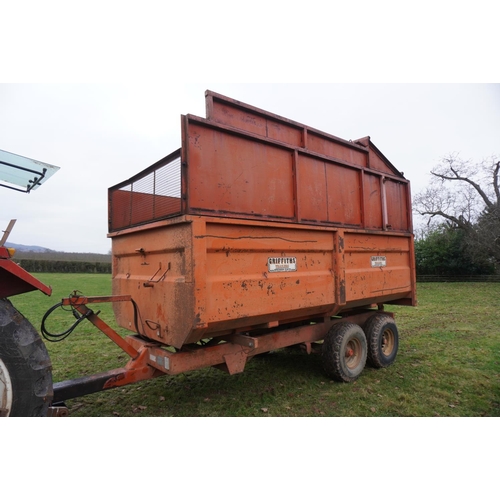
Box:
55;293;140;359
45;293;162;413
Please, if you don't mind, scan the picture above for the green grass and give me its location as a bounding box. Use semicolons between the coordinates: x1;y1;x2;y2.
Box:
10;275;500;417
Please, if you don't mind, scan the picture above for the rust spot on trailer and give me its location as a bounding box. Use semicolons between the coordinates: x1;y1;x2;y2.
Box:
338;236;344;252
339;279;346;304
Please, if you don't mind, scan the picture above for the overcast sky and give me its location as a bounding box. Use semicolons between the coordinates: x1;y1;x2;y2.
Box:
1;83;499;253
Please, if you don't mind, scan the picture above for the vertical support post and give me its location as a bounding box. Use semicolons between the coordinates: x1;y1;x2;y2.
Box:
292;150;299;222
405;181;414;232
333;229;346;306
359;171;365;229
181;115;190;215
191;217;208;330
381;175;388;230
205;90;215;119
301;127;308;149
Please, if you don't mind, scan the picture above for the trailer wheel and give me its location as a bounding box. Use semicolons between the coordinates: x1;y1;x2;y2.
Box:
364;314;399;368
0;299;53;417
322;322;367;382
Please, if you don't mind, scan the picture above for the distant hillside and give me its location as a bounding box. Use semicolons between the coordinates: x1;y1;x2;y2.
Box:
7;242;111;263
6;242;55;253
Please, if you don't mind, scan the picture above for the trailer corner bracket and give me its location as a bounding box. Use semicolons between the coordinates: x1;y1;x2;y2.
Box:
222;350;248;375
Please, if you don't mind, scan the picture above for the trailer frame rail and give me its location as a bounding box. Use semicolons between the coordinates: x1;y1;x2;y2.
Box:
49;293;391;411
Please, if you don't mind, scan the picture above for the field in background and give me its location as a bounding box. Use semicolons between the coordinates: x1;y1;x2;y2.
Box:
10;274;500;417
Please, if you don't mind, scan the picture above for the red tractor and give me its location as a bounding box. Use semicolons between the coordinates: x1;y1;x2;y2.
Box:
0;149;59;416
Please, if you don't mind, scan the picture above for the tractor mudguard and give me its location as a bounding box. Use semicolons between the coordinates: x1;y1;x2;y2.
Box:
0;250;52;299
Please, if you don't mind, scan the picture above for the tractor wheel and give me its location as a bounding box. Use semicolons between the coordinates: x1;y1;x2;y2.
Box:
364;314;399;368
0;299;53;417
322;322;367;382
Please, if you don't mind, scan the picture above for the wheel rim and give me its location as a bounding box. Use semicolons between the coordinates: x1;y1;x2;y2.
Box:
345;338;362;369
0;358;13;417
381;328;395;356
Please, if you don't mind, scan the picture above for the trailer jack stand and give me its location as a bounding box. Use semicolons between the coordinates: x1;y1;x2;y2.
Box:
46;402;69;417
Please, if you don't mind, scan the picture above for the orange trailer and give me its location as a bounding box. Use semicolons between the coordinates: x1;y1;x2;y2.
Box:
4;91;416;415
109;90;415;345
54;90;414;403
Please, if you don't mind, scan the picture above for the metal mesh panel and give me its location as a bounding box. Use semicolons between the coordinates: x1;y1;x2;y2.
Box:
109;152;182;231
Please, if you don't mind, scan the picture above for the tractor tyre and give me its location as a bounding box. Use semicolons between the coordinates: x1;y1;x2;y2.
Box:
364;314;399;368
322;322;367;382
0;298;53;417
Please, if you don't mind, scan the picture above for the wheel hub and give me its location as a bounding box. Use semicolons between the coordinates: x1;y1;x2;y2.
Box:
381;328;395;355
345;339;361;368
0;358;13;417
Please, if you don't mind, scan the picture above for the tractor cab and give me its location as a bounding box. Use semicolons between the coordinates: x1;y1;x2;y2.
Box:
0;149;60;298
0;148;59;193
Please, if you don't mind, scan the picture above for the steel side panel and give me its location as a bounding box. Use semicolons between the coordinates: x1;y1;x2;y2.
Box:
111;215;414;349
385;179;409;231
325;162;362;226
111;220;196;349
343;233;413;303
186;122;295;219
295;155;328;221
202;221;335;331
307;131;367;167
205;91;368;166
363;173;383;229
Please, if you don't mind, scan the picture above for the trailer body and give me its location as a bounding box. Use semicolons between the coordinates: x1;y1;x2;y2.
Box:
108;91;416;349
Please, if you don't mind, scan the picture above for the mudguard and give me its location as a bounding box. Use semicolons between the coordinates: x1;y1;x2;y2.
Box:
0;247;51;299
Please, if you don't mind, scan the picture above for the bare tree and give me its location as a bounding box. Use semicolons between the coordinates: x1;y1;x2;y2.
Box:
414;154;500;266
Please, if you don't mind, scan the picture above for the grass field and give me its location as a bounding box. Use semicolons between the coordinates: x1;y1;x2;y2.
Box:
10;274;500;417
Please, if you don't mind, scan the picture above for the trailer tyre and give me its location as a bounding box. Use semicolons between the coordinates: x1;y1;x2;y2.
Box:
322;322;367;382
0;299;53;417
364;314;399;368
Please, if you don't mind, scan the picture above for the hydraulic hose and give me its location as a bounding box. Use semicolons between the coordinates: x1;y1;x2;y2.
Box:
41;301;91;342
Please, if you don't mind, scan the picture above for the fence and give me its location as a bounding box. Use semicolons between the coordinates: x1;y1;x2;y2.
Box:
417;275;500;283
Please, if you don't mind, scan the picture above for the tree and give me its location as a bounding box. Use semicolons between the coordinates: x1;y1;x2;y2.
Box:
415;225;495;276
414;154;500;271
